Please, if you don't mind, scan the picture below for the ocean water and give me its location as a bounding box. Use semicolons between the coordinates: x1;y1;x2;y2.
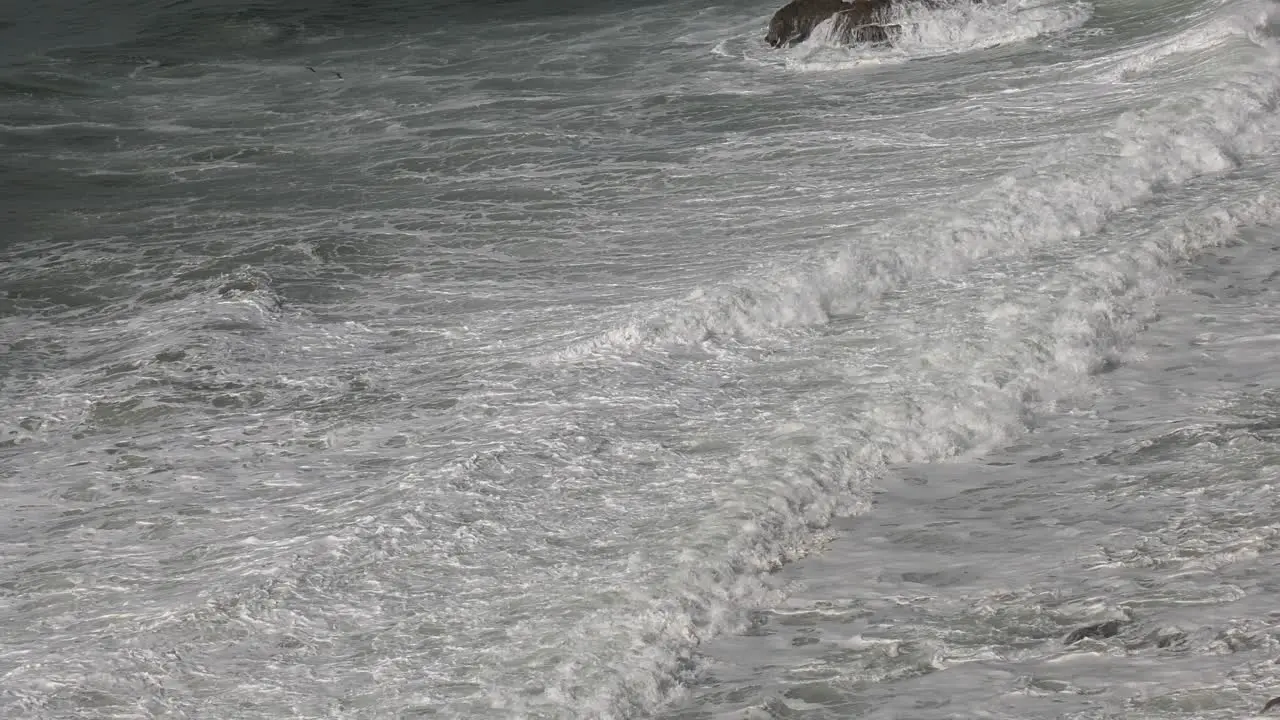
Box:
3;0;1280;717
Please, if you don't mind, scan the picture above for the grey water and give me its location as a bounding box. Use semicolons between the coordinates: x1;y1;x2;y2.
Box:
3;0;1280;717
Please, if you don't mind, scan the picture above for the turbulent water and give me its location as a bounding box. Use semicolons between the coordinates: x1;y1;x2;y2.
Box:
3;0;1280;717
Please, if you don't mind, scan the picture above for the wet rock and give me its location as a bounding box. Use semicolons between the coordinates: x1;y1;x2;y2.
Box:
1063;619;1124;646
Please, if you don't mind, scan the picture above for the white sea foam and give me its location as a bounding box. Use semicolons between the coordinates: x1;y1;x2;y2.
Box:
795;0;1094;68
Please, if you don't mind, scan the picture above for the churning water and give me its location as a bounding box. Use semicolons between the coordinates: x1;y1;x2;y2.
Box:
3;0;1280;717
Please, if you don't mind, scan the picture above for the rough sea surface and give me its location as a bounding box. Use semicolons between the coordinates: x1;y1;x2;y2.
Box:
3;0;1280;717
